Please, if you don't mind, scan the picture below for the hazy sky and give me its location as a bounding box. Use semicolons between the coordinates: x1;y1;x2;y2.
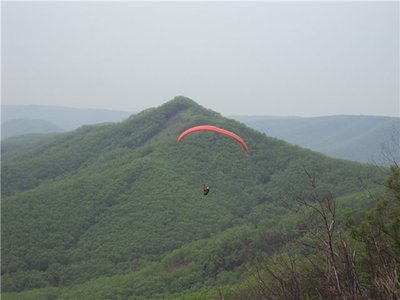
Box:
2;1;399;117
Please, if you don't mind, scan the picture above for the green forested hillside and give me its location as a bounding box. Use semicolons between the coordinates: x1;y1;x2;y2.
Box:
1;97;395;299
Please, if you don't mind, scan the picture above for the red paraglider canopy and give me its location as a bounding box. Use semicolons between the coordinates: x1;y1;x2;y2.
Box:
177;125;249;155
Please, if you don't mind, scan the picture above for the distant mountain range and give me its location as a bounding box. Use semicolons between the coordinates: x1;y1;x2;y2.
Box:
1;118;64;140
2;104;398;165
1;104;133;134
232;115;400;165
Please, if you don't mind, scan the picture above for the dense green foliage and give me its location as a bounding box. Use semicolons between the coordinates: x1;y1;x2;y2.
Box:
1;97;390;299
223;164;400;300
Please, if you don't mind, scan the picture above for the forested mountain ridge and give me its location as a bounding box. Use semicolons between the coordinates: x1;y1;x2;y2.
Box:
4;103;397;165
1;96;390;299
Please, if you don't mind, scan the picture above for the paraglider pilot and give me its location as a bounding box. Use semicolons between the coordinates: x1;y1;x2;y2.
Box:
203;184;210;195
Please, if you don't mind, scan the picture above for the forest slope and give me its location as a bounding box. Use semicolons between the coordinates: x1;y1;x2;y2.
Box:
1;97;386;298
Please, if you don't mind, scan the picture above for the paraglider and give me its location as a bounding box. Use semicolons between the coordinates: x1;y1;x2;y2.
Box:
177;125;249;196
176;125;249;155
203;184;210;196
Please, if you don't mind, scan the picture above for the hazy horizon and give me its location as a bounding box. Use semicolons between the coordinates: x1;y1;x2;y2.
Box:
3;101;400;120
2;1;399;117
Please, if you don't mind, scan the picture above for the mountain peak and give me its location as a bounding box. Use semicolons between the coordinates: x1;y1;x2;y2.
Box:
158;96;206;114
171;95;197;105
128;96;222;131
